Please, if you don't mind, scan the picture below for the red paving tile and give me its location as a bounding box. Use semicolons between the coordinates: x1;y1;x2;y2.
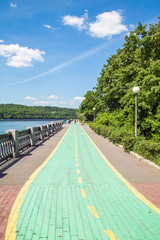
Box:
132;182;160;209
0;185;22;240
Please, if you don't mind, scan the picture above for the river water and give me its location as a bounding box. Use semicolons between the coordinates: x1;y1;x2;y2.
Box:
0;119;66;135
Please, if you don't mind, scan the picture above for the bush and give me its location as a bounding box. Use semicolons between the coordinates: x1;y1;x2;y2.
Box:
88;123;101;135
88;122;160;166
94;125;101;135
133;140;160;165
122;136;136;152
89;123;115;138
100;125;115;138
109;127;129;144
122;136;145;152
99;125;108;137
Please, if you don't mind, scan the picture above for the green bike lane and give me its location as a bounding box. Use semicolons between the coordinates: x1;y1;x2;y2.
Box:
5;123;160;240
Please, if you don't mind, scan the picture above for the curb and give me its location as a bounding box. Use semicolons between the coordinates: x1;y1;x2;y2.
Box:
117;144;160;170
130;151;160;170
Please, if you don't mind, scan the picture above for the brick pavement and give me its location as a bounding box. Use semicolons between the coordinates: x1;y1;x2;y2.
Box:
132;182;160;209
0;186;22;240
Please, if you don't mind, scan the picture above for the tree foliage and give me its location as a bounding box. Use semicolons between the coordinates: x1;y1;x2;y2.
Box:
79;19;160;141
0;104;77;119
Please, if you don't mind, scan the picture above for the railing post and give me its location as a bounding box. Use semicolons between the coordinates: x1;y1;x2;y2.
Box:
26;127;35;146
52;122;56;134
54;122;56;133
46;124;50;137
38;125;44;140
6;129;19;158
51;122;54;134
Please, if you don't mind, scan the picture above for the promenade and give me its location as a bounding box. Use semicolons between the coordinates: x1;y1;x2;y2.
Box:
0;123;160;240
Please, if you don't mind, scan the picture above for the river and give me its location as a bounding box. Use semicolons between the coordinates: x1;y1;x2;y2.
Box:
0;119;66;135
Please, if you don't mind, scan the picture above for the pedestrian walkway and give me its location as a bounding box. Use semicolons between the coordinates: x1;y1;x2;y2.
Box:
2;123;160;239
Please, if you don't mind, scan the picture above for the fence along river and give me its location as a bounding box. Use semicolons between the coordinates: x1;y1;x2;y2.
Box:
0;121;63;163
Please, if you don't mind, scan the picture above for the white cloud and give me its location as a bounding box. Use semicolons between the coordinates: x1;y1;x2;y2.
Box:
89;11;128;38
68;96;85;108
8;42;108;85
0;43;45;68
62;10;128;38
10;3;17;8
25;96;37;100
44;24;52;29
63;13;87;30
34;101;52;106
74;96;85;101
43;24;55;31
48;95;58;99
0;40;4;43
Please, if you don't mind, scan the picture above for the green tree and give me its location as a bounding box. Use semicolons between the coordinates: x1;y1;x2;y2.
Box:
80;18;160;141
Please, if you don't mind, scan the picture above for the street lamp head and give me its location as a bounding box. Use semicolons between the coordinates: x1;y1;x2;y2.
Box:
132;86;140;94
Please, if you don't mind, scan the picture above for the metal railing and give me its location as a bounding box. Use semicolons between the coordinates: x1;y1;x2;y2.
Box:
18;129;31;152
0;121;63;162
0;133;13;161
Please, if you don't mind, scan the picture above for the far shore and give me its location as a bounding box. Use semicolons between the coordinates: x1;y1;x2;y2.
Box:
0;119;67;121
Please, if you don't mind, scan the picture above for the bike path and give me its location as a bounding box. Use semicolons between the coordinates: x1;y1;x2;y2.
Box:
5;123;160;240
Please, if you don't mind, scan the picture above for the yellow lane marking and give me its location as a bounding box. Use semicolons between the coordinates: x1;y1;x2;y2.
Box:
5;125;71;240
88;206;100;218
76;169;80;174
81;189;87;198
76;163;79;167
104;230;119;240
78;177;83;184
75;158;78;161
81;125;160;215
75;154;78;157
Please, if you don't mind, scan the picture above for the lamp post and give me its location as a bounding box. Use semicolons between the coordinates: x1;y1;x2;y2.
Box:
132;86;140;137
93;107;95;123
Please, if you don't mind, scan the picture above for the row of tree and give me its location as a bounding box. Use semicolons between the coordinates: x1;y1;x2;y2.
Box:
79;19;160;141
0;104;77;119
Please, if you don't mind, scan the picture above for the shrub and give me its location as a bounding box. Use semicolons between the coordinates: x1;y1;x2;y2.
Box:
94;125;101;135
88;122;160;166
100;125;115;138
122;136;145;152
109;127;128;143
88;123;101;135
99;125;108;137
133;140;160;165
122;136;136;152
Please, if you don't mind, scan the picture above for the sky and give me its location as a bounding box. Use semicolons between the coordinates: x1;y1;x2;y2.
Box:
0;0;159;109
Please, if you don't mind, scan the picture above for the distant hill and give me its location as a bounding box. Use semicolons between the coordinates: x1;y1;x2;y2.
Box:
0;104;77;119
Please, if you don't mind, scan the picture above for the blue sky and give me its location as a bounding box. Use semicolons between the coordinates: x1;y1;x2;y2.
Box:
0;0;159;109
